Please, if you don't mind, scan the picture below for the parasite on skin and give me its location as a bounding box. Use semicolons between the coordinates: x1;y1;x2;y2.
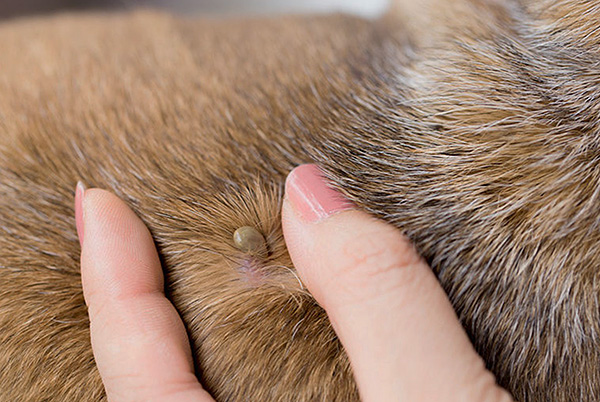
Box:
233;226;268;258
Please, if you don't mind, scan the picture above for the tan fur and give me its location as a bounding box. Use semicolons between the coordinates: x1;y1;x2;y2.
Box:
0;0;598;400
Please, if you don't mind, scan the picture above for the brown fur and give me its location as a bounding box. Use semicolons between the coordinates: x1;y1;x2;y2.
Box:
0;0;598;400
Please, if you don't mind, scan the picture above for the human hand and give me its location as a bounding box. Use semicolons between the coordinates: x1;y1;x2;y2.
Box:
76;164;513;401
76;182;214;402
282;164;513;401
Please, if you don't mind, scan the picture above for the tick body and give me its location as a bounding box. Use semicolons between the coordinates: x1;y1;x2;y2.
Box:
233;226;268;258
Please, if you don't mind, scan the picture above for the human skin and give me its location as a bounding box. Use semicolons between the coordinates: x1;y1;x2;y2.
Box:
77;164;513;401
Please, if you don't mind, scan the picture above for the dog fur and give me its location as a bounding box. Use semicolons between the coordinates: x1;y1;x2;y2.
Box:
0;0;598;400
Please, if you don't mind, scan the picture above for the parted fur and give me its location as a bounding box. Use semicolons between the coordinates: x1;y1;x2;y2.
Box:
0;0;598;401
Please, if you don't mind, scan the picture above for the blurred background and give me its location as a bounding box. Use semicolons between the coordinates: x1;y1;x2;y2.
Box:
0;0;390;20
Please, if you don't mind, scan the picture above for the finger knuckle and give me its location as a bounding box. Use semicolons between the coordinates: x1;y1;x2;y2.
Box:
338;228;421;284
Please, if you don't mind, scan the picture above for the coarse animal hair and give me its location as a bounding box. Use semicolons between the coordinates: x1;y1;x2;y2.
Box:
0;0;598;400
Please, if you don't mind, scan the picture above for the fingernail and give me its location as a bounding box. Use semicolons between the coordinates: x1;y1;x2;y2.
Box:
75;181;86;247
285;164;353;223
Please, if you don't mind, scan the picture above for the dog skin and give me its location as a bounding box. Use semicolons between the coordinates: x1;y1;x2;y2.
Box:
0;0;598;400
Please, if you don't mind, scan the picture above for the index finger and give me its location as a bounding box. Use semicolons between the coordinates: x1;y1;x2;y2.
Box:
77;185;213;402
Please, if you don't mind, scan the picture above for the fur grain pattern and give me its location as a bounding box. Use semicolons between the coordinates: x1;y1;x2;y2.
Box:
0;0;598;401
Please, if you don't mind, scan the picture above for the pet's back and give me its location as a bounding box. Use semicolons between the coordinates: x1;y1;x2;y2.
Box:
0;10;372;401
0;1;598;401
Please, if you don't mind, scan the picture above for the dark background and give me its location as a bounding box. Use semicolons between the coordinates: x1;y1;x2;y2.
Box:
0;0;118;19
0;0;387;20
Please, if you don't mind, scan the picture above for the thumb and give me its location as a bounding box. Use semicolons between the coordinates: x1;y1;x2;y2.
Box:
282;165;512;402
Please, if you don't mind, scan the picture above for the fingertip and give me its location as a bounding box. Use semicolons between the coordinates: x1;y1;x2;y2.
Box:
82;188;151;251
284;164;354;223
75;181;86;247
80;188;163;306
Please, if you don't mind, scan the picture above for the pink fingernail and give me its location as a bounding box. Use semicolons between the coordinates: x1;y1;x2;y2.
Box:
285;164;353;223
75;181;86;247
